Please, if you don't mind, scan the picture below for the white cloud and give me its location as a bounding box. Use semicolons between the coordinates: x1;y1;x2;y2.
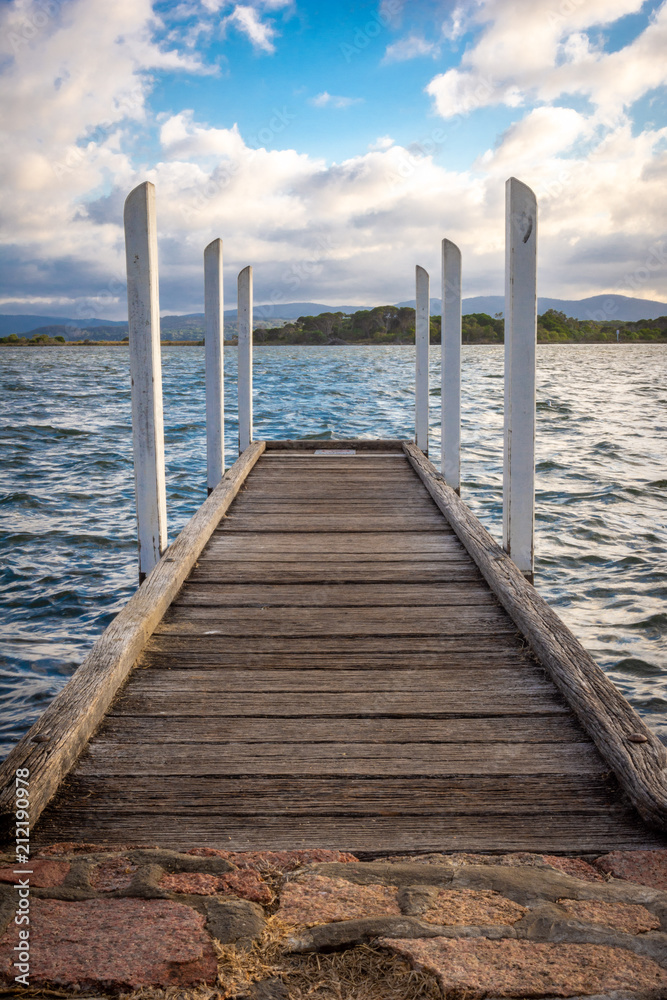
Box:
222;4;279;53
426;0;667;118
1;0;666;317
310;92;363;109
383;34;439;62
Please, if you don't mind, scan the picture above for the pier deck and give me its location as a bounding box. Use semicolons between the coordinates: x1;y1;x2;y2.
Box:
21;444;667;853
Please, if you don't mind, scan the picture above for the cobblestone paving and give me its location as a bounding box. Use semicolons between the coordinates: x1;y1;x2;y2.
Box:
2;846;667;997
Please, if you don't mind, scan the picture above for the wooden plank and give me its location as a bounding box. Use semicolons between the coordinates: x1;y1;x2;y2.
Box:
204;237;225;491
217;514;450;532
33;812;667;852
404;441;667;829
97;716;586;744
126;668;552;694
189;561;484;584
173;583;497;608
205;533;461;553
76;741;601;776
264;439;407;451
157;605;515;636
110;690;568;717
144;635;528;657
140;650;530;670
0;441;267;835
37;774;627;816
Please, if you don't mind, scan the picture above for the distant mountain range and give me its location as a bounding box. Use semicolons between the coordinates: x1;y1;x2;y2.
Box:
2;293;666;339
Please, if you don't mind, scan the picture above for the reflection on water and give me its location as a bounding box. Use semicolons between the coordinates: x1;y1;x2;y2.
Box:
1;343;665;755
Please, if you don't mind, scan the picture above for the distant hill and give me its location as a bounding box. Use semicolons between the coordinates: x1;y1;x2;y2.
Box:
3;293;666;339
395;294;667;322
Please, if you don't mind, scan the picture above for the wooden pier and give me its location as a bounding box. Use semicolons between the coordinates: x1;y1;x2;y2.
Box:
2;177;666;857
2;440;666;853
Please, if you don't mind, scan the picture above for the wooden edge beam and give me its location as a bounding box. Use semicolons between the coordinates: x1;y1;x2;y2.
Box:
264;439;408;451
0;441;266;836
403;441;667;830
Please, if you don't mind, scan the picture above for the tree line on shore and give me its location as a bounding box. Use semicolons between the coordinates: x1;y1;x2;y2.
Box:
2;307;667;346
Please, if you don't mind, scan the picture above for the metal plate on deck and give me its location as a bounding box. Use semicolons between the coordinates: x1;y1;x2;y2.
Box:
313;449;356;455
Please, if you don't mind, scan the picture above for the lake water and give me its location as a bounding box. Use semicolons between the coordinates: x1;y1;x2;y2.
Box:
1;343;665;756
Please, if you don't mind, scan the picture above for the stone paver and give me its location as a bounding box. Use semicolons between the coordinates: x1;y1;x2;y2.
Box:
379;937;667;997
278;874;401;926
557;897;661;934
596;849;667;890
3;843;667;996
0;897;217;990
421;887;527;926
0;858;70;888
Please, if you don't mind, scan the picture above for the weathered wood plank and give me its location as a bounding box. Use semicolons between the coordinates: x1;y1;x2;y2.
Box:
110;690;568;717
33;812;667;852
76;741;601;776
0;442;267;835
157;605;515;636
404;441;667;829
173;583;496;608
264;439;407;451
204;533;463;554
217;514;450;532
189;562;483;584
144;635;528;657
97;716;586;744
38;774;627;815
126;668;552;694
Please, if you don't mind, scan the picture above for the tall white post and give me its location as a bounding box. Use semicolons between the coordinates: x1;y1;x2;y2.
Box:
503;177;537;581
205;239;225;493
415;265;430;455
124;181;167;583
238;265;253;453
442;239;461;493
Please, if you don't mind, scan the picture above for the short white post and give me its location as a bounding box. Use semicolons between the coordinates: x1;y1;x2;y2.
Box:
441;239;461;493
238;265;253;453
205;238;225;493
415;264;430;454
124;181;168;583
503;177;537;581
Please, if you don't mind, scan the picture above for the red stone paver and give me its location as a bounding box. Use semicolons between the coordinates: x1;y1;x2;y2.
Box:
596;849;667;890
159;870;272;903
0;858;70;888
423;888;526;926
0;898;217;991
557;897;661;934
278;875;401;926
89;857;138;891
380;937;667;997
540;855;604;882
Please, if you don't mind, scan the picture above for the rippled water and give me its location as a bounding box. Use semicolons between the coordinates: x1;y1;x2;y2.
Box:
1;344;665;756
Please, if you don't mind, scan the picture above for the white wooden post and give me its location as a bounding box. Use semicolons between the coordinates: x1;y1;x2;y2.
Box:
205;239;225;493
442;239;461;493
124;181;167;583
415;265;430;454
503;177;537;581
238;265;253;453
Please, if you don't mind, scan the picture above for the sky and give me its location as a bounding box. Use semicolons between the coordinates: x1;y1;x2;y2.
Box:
0;0;666;319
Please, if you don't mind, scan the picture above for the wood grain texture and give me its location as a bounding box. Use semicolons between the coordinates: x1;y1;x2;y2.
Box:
190;561;483;584
96;715;586;744
111;690;568;717
173;582;496;607
404;441;667;829
34;810;666;852
0;441;266;835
